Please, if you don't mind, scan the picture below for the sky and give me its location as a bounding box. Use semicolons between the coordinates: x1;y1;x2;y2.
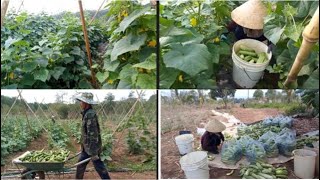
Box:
1;90;156;103
3;0;151;14
160;90;283;99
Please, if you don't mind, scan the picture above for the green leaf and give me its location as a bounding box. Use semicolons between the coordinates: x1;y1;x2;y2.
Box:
39;39;48;46
52;67;66;80
42;48;53;56
4;37;21;49
2;84;18;89
132;54;156;70
35;58;49;68
302;68;319;89
163;44;210;76
23;61;38;72
70;47;82;56
284;23;303;42
159;67;179;89
34;69;49;82
263;15;285;45
20;74;35;86
103;58;120;71
115;6;150;33
136;74;156;89
111;33;147;61
96;72;109;83
78;79;92;89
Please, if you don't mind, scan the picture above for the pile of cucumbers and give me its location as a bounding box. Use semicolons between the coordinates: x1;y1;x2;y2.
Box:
236;45;268;64
20;149;70;163
296;135;319;148
240;161;288;179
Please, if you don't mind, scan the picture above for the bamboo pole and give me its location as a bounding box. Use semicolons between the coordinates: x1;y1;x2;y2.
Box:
1;0;10;26
89;0;107;25
284;7;319;88
78;0;97;88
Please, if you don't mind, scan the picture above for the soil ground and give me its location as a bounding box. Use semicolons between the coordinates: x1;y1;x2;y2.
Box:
1;122;156;179
161;104;319;179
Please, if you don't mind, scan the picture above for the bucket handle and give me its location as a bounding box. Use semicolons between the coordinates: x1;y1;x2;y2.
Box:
241;68;263;82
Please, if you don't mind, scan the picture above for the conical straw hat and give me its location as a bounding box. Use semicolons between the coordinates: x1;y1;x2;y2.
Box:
205;118;226;133
231;0;267;30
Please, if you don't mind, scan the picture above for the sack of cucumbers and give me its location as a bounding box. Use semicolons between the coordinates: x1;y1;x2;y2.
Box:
221;140;243;165
20;149;70;163
259;131;279;158
239;161;288;179
245;141;266;163
276;129;297;156
236;45;268;64
237;135;255;154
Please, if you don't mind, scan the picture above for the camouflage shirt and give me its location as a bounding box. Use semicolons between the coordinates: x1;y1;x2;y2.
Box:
81;107;102;156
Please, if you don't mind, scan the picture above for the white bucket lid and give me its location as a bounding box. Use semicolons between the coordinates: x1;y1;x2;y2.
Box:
175;134;194;144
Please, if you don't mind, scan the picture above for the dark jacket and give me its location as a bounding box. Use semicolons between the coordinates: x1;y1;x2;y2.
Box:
201;131;225;154
227;21;268;43
81;107;102;156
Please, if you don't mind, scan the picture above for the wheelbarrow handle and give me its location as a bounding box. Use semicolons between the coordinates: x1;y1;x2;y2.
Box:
66;152;82;161
67;158;91;169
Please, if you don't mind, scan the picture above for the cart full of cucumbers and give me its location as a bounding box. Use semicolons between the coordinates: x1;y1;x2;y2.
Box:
19;149;70;162
239;161;288;179
236;45;269;64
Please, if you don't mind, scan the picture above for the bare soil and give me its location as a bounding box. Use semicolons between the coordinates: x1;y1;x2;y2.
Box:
161;105;319;179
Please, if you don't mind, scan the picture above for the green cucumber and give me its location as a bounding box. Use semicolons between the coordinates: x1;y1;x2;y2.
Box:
249;59;255;63
240;45;255;52
244;56;253;61
250;173;264;179
258;173;274;179
238;50;258;57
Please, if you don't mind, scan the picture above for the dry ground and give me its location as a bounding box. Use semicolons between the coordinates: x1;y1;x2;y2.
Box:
161;104;319;179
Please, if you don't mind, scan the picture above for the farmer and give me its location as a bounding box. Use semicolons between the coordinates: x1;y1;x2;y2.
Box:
75;92;111;179
226;0;269;43
201;118;226;154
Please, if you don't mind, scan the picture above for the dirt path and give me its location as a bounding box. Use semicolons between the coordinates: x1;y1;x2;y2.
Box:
230;107;282;123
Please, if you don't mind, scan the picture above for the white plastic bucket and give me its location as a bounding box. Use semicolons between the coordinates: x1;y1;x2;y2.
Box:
180;151;210;179
175;134;194;155
232;39;272;88
293;149;317;179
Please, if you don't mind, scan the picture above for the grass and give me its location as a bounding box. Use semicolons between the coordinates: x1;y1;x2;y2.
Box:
245;102;307;115
108;159;156;172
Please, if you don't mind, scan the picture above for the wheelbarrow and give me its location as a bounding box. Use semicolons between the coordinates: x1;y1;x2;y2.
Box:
12;151;91;179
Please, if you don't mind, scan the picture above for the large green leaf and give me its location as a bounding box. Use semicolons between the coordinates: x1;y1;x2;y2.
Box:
20;74;35;86
133;54;156;70
115;6;150;33
34;69;49;82
23;61;38;72
51;67;66;80
96;71;109;83
263;15;285;45
118;64;138;86
302;68;319;89
136;74;156;89
159;67;179;89
111;33;147;61
163;44;211;76
103;58;120;71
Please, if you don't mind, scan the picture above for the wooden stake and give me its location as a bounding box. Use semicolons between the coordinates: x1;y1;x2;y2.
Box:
78;0;97;88
284;7;319;88
1;0;10;27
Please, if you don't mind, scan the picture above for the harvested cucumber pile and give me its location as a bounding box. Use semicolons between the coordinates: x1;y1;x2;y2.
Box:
20;149;70;162
297;136;319;148
240;161;288;179
245;142;266;163
237;45;268;64
237;123;281;140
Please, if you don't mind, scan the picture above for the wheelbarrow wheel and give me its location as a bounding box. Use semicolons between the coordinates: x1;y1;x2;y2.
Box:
21;169;45;179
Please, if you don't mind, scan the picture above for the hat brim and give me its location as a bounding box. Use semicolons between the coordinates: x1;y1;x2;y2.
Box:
75;97;99;105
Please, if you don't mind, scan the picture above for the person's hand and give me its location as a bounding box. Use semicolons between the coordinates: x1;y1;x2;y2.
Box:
91;155;99;161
